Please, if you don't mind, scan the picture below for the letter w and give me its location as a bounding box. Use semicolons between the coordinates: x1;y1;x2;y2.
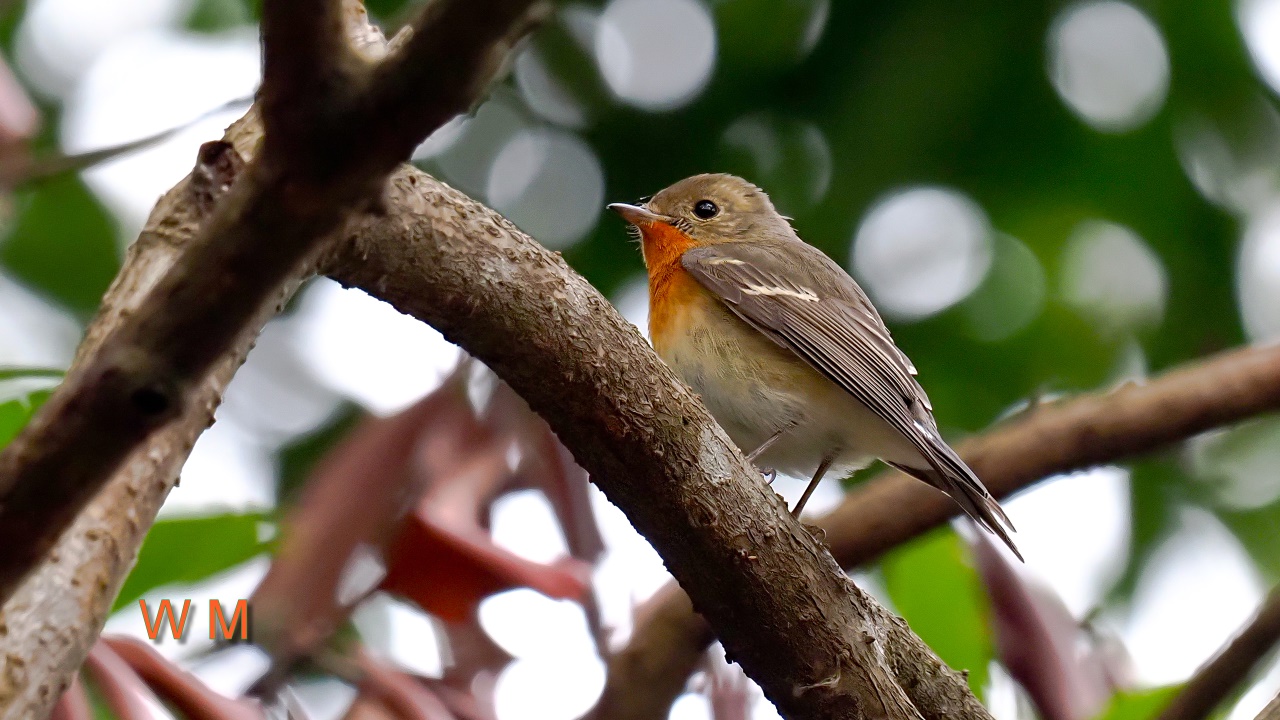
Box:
139;599;191;641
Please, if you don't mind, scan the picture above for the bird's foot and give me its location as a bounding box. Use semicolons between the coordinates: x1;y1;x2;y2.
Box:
802;523;827;544
758;467;777;484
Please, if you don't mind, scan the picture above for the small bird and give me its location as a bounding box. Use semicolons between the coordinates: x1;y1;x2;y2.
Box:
609;173;1021;559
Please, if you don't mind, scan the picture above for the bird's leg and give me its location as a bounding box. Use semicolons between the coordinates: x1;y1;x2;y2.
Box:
746;424;793;484
792;452;836;518
746;427;787;462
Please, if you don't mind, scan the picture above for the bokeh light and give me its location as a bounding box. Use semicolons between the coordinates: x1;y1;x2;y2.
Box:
486;127;605;248
1060;219;1168;334
1190;417;1280;510
1237;202;1280;341
1239;0;1280;96
960;234;1048;343
719;111;832;215
1048;1;1170;132
851;186;994;321
15;0;188;100
515;45;589;129
433;94;530;199
595;0;716;111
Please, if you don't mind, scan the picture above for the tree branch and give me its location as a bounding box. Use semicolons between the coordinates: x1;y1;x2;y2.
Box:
3;124;995;720
1157;587;1280;720
0;138;275;720
593;343;1280;720
0;0;544;604
325;164;993;718
7;4;1274;717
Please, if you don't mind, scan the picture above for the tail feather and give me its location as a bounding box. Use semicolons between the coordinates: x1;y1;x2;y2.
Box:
888;458;1023;562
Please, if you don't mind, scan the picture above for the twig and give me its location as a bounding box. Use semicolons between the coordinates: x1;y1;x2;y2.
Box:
589;343;1280;720
0;0;544;605
1157;587;1280;720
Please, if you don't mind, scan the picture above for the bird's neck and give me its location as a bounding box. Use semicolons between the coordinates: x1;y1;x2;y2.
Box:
641;223;704;352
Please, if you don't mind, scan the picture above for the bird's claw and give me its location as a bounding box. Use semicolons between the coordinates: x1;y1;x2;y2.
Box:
803;523;827;544
759;467;777;484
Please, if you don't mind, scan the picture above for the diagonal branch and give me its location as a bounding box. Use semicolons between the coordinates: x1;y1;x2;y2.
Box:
324;166;988;719
0;139;272;720
1157;586;1280;720
0;0;544;604
591;342;1280;720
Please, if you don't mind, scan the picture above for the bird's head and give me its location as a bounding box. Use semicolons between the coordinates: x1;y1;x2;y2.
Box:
608;174;793;265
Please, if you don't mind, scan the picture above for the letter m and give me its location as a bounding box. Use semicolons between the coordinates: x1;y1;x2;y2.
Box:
209;599;249;641
139;599;191;641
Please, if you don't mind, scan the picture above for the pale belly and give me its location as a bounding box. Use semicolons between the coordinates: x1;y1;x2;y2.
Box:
654;296;922;478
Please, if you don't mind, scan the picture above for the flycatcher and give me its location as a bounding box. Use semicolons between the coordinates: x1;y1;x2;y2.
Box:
609;173;1020;559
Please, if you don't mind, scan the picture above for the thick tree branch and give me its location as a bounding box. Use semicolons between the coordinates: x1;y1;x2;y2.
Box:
594;343;1280;720
1157;587;1280;720
0;0;543;603
324;168;991;719
2;127;993;720
0;139;276;720
6;5;1274;717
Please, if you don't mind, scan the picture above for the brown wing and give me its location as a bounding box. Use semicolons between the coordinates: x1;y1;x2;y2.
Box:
682;241;1020;557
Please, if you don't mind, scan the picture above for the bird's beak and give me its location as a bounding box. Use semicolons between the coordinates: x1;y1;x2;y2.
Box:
607;203;666;226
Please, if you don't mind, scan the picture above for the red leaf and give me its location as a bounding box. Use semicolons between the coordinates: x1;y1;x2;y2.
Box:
251;364;473;683
351;651;457;720
83;642;165;720
381;493;591;622
380;372;592;622
973;533;1117;720
102;636;263;720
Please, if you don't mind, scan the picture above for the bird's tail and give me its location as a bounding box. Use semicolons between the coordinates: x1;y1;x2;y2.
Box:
888;453;1023;562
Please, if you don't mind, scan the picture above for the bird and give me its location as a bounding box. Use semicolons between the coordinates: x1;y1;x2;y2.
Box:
608;173;1021;560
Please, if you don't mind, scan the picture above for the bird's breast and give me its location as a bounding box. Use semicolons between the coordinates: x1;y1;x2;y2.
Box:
647;264;820;454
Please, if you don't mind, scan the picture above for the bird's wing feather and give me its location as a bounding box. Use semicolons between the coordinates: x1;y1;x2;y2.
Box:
681;241;1018;550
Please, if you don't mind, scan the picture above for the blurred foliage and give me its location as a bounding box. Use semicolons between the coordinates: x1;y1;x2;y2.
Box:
2;175;119;315
275;401;362;504
0;386;50;449
1095;686;1183;720
113;512;273;611
882;528;994;696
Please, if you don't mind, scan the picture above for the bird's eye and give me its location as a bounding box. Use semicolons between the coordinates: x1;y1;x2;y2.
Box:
636;195;652;205
693;200;719;219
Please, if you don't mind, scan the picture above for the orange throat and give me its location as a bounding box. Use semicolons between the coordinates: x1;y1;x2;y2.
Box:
640;222;703;354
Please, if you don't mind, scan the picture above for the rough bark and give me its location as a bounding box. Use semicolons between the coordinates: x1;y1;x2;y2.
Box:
0;138;280;720
1157;587;1280;720
324;164;987;719
592;343;1280;720
0;42;991;720
0;0;544;603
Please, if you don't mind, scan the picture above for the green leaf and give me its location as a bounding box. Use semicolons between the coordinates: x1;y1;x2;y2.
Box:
0;388;51;450
0;367;64;382
881;528;993;696
277;402;362;505
185;0;253;32
1093;685;1181;720
114;513;274;611
1;174;119;314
